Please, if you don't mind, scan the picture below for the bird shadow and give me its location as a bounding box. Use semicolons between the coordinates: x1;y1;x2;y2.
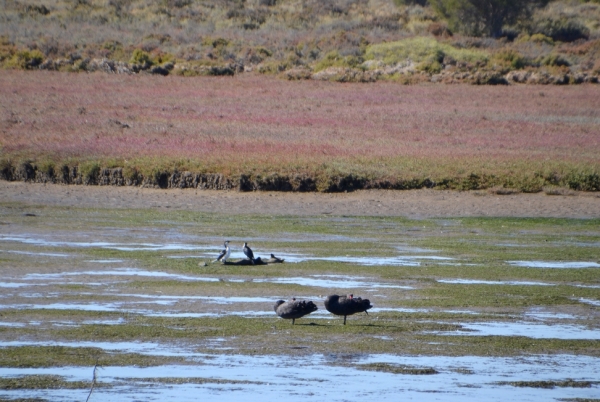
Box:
293;322;330;327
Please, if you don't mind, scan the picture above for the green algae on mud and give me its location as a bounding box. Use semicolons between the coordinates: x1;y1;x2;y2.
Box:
496;380;600;388
0;346;187;368
0;374;99;390
358;363;438;375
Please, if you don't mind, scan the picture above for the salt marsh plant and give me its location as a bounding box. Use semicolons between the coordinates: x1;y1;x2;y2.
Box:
1;71;599;191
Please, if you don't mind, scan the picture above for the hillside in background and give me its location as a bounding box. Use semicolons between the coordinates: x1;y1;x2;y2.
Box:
1;0;600;83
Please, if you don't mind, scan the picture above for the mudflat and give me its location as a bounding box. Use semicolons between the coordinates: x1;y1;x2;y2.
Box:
2;181;599;218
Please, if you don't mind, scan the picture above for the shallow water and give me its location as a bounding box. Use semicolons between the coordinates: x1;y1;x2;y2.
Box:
525;308;578;321
0;235;213;252
314;255;452;266
440;321;600;340
507;260;600;269
437;279;555;286
578;298;600;307
1;250;71;257
0;282;32;288
0;352;598;402
371;307;482;315
23;268;222;282
254;275;412;289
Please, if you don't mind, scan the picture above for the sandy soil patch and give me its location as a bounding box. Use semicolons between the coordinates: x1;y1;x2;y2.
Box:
1;181;599;218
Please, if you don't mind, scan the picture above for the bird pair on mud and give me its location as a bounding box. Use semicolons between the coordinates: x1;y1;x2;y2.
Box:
215;240;255;264
275;294;372;325
216;241;284;265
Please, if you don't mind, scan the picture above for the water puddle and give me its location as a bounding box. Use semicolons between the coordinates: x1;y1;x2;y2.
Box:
23;268;222;283
1;250;72;257
0;235;212;252
508;260;600;269
253;275;412;289
0;340;187;356
313;255;452;266
437;322;600;339
524;308;578;321
577;298;600;307
115;294;279;304
88;259;126;263
0;282;32;288
371;307;481;315
0;353;598;402
0;303;149;313
0;322;27;327
575;284;600;289
437;279;555;286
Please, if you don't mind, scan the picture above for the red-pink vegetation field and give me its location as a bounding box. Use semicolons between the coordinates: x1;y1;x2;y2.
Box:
1;70;599;191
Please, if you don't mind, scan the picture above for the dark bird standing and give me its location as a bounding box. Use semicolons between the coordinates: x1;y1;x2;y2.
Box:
324;294;372;325
274;298;318;325
243;242;255;264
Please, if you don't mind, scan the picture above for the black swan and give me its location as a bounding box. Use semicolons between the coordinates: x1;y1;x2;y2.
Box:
215;240;230;262
324;294;372;325
243;242;255;264
274;298;318;325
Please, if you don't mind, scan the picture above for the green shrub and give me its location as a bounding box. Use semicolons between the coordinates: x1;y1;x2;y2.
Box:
566;171;600;191
493;49;527;70
529;33;554;45
417;53;444;74
314;51;364;72
258;60;289;74
129;49;153;66
539;53;570;67
531;18;590;42
5;49;44;69
0;36;16;63
365;37;487;67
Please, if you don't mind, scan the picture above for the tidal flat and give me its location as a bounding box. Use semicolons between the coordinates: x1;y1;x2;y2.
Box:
0;200;599;401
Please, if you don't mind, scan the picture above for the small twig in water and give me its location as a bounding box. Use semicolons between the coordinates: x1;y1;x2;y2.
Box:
85;359;100;402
